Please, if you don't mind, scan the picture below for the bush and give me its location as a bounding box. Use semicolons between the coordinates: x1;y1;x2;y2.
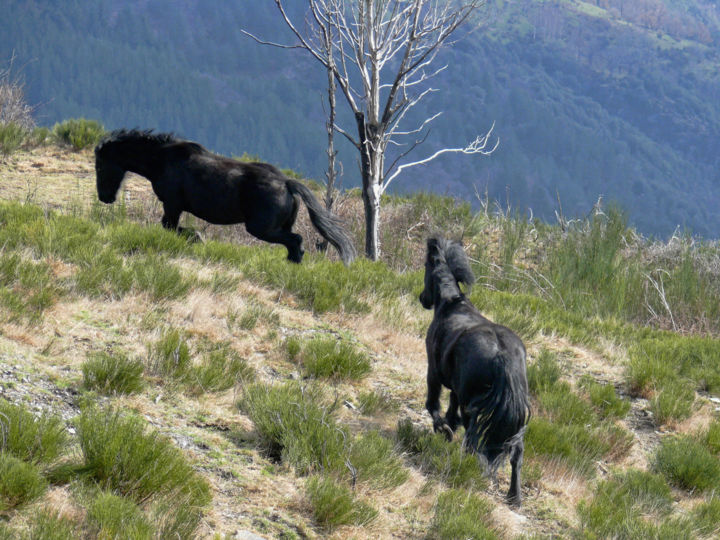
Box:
305;476;377;531
88;491;153;540
238;382;346;474
52;118;105;150
187;342;254;394
25;509;78;540
650;379;695;425
692;496;720;537
396;419;487;490
429;488;498;540
653;435;720;492
579;377;631;420
357;389;399;415
347;431;408;489
74;406;211;507
0;453;47;510
0;399;67;465
291;334;372;381
577;470;673;538
82;350;145;395
0;122;26;158
527;348;563;394
146;328;193;384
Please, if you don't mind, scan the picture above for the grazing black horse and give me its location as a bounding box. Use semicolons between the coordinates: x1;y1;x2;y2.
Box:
94;129;356;265
419;236;530;506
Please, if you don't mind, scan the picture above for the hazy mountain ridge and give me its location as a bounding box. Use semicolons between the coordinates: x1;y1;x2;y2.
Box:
2;0;720;236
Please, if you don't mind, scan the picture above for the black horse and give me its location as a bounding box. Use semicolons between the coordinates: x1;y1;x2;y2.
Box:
94;129;356;265
419;236;530;506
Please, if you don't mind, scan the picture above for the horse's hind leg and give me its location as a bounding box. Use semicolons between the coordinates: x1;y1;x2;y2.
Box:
506;439;524;507
246;223;304;263
444;391;460;434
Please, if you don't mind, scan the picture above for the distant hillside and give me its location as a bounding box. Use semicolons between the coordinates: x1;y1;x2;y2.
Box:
2;0;720;237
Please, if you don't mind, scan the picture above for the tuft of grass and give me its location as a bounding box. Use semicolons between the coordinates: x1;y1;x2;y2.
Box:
653;435;720;492
0;122;26;158
305;475;377;531
187;341;254;394
87;491;153;540
578;377;631;420
692;495;720;538
74;406;212;507
25;509;78;540
649;379;695;425
704;419;720;455
527;347;563;394
396;419;487;490
357;389;399;415
290;334;372;381
0;453;47;511
0;252;60;322
52;118;105;150
146;328;193;384
347;431;408;489
577;469;687;539
0;399;67;465
237;300;279;330
429;488;498;540
82;350;145;395
238;382;346;475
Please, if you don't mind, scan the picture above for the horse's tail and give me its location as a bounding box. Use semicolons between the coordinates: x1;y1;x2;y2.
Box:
286;179;356;265
464;353;530;472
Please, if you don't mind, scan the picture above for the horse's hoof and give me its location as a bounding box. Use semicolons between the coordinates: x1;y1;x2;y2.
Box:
506;492;522;508
433;420;454;441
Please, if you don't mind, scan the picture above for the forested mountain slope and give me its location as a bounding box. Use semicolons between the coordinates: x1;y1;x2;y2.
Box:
3;0;720;237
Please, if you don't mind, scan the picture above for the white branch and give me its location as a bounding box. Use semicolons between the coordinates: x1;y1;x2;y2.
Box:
381;122;498;192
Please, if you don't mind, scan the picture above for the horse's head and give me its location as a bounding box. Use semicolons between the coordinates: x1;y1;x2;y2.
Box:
94;142;126;204
419;236;475;309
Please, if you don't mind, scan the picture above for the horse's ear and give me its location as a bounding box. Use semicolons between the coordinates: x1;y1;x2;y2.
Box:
446;241;475;288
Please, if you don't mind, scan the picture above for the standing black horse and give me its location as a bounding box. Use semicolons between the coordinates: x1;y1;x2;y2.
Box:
419;236;530;506
94;129;356;265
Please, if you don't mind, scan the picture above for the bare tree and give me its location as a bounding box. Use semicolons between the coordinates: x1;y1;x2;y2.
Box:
247;0;497;260
0;55;36;130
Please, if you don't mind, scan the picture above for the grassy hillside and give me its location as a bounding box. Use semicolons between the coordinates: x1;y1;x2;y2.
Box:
0;144;718;538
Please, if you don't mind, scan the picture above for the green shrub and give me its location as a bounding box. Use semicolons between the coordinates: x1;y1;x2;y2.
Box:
692;496;720;538
52;118;105;150
88;491;153;540
0;399;67;465
524;418;634;477
238;382;346;474
650;379;695;425
347;431;408;489
578;377;631;419
305;476;377;531
26;509;78;540
357;390;399;415
653;435;720;492
237;300;279;330
292;335;372;381
396;419;487;489
0;453;47;510
0;122;26;157
577;469;673;538
187;342;254;394
429;488;498;540
0;252;60;322
82;351;145;395
147;328;193;383
74;406;211;506
527;348;562;394
129;255;194;301
537;381;597;426
705;420;720;455
28;126;51;146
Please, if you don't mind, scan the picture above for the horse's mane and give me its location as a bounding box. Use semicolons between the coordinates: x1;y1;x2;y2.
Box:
428;236;475;284
95;129;192;155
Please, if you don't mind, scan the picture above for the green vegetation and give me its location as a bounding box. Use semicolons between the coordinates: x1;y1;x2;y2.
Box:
52;118;105;150
82;350;145;395
429;489;498;540
305;476;377;531
0;399;67;465
286;334;372;380
357;389;399;415
74;406;211;505
653;435;720;492
0;454;46;511
0;122;26;158
25;510;78;540
87;491;153;540
396;418;487;490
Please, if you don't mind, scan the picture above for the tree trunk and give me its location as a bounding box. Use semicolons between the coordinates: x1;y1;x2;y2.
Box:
356;111;381;260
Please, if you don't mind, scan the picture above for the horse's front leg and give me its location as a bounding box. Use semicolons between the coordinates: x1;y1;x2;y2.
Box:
507;439;524;507
162;205;202;242
426;370;452;441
